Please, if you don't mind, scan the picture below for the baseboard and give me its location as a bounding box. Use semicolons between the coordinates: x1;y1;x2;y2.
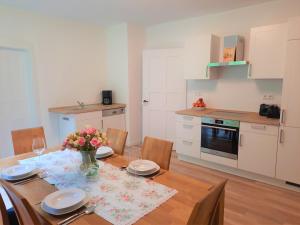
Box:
177;154;300;192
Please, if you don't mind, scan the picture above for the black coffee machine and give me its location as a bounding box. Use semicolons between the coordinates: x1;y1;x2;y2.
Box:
102;90;112;105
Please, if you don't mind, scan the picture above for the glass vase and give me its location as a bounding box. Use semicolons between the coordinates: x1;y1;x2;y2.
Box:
79;150;99;180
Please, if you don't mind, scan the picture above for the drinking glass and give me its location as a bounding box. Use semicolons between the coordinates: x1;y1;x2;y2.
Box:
32;137;46;166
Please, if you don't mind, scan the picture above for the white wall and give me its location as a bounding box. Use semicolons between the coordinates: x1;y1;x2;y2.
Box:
0;6;107;153
145;0;300;112
105;23;144;145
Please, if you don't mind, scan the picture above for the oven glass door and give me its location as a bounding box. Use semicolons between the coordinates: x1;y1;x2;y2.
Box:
201;123;239;158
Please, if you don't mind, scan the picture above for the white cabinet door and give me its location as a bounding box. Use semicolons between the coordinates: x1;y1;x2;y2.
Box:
143;49;186;144
102;114;126;131
288;17;300;40
59;115;76;142
281;40;300;127
249;23;287;79
276;127;300;184
238;131;278;177
176;138;201;158
183;35;220;80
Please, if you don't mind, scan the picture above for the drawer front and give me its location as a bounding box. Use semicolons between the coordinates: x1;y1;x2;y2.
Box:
75;111;102;120
176;114;201;125
240;122;279;136
176;138;201;158
176;122;201;140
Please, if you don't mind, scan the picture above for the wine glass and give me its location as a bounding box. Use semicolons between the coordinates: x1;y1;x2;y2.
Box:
32;137;46;167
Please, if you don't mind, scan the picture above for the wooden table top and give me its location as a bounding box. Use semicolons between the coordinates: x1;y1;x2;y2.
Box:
0;149;213;225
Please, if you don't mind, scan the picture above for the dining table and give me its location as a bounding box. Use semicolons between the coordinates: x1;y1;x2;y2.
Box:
0;147;213;225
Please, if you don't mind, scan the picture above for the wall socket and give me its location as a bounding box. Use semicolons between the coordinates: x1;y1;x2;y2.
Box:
263;94;274;100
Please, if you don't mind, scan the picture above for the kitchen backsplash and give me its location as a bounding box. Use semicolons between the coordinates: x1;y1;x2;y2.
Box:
187;66;283;112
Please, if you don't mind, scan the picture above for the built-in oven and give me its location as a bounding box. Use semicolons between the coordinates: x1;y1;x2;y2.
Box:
201;117;240;160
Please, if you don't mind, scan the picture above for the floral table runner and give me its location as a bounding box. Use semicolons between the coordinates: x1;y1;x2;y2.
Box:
19;150;177;225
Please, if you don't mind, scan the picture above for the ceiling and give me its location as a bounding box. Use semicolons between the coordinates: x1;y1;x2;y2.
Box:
0;0;275;26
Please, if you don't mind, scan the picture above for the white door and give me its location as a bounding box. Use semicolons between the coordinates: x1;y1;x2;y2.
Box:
0;48;38;157
281;40;300;127
143;49;186;144
276;127;300;184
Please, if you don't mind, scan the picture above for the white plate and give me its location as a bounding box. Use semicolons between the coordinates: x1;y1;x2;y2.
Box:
128;160;159;173
96;146;113;159
126;166;159;176
43;188;86;212
41;198;88;216
1;165;37;180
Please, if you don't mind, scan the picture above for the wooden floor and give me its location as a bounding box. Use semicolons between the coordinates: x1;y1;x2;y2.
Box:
125;146;300;225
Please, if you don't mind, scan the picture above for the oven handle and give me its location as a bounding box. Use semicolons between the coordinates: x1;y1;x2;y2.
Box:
201;124;237;132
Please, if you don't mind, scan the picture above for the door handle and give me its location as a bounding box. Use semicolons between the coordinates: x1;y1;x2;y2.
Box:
143;100;149;103
279;129;284;144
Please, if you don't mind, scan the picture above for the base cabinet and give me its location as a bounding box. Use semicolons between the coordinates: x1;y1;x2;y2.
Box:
276;127;300;184
175;115;201;158
238;132;278;177
59;111;102;142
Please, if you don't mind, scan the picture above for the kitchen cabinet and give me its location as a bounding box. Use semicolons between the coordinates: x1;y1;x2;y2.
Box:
248;23;287;79
281;40;300;127
175;115;201;158
102;108;126;131
287;17;300;40
276;127;300;184
183;34;220;79
238;122;278;177
59;111;102;142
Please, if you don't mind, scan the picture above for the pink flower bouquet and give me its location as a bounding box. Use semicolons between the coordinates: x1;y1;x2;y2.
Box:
62;127;108;152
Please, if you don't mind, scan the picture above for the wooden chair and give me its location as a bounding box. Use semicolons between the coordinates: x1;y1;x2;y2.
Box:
0;193;10;225
0;180;41;225
187;180;227;225
141;136;173;170
106;128;128;155
11;127;46;155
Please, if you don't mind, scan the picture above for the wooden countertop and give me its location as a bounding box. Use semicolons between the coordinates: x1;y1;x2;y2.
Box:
176;108;280;126
48;103;126;114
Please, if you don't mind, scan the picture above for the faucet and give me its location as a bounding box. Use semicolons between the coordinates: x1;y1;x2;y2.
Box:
77;101;85;109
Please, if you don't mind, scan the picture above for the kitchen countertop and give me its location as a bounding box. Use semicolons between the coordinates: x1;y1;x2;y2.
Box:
48;103;126;114
176;108;280;126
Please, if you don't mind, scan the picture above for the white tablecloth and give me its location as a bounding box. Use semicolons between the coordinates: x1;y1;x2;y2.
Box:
19;150;177;225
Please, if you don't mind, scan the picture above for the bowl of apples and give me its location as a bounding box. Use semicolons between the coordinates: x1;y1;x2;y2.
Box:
192;98;206;111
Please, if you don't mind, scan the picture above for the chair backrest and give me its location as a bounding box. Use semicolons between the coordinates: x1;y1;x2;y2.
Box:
0;180;41;225
11;127;46;155
141;136;173;170
187;180;227;225
0;193;9;225
106;128;128;155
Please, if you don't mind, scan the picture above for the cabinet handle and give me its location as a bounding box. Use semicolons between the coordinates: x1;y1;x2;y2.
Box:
280;109;285;124
183;124;194;129
183;116;193;121
239;134;243;147
247;64;252;78
205;66;209;78
182;140;193;145
101;120;103;129
62;117;69;121
251;125;266;130
279;129;284;144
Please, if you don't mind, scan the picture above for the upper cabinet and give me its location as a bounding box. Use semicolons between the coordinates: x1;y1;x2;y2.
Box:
248;23;287;79
288;17;300;40
184;34;220;80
